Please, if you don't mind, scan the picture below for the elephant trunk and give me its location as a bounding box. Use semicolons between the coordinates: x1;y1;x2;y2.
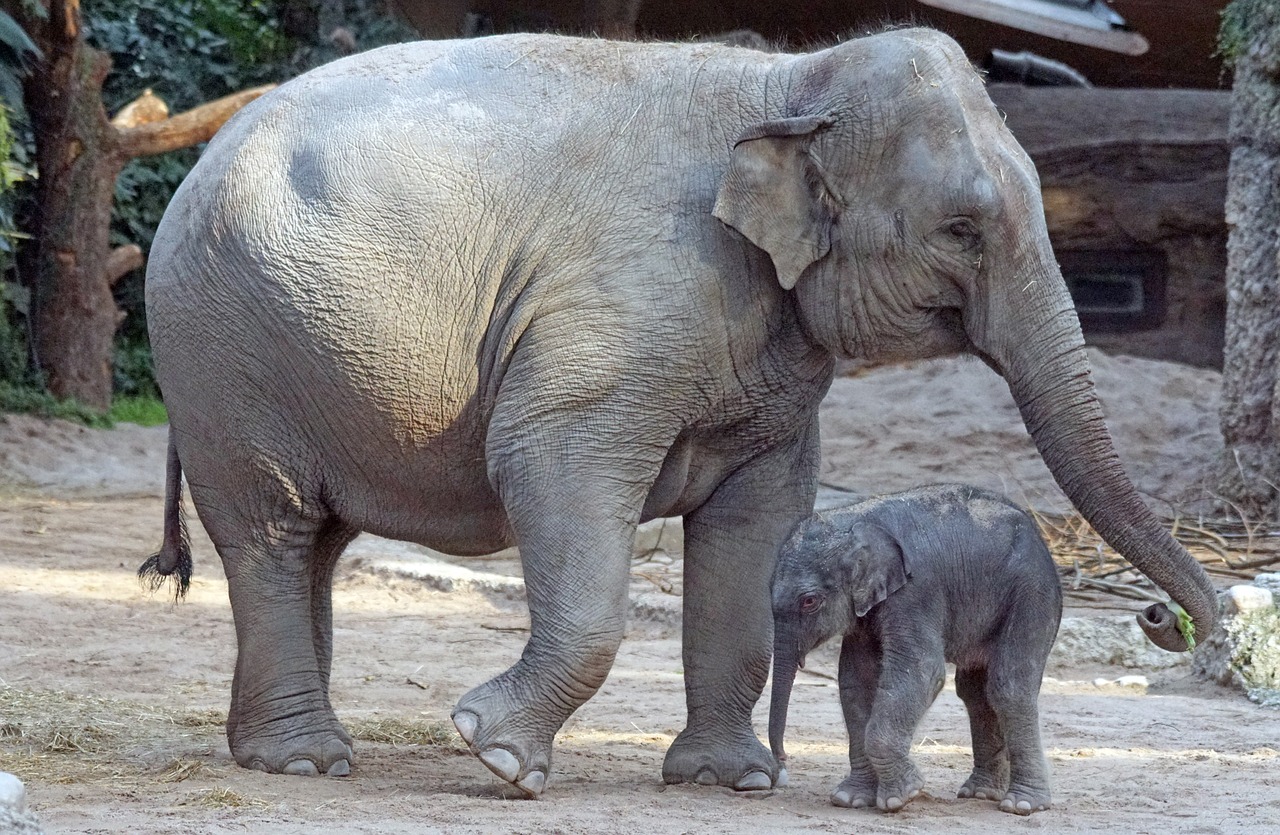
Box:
973;263;1218;651
768;624;800;763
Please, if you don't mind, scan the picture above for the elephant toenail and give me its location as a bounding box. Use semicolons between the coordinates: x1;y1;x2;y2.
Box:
283;759;320;777
452;710;479;745
735;771;771;791
479;748;521;782
694;769;718;786
831;789;850;807
517;770;546;796
776;768;788;788
326;759;351;777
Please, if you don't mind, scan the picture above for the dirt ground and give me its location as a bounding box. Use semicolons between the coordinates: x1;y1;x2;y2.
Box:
3;352;1279;834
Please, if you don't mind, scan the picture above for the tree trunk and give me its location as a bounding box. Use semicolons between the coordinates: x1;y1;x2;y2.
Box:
10;0;273;411
24;9;123;410
1218;5;1280;520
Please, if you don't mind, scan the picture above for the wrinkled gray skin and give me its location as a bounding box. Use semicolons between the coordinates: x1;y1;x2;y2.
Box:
769;485;1062;816
144;29;1216;796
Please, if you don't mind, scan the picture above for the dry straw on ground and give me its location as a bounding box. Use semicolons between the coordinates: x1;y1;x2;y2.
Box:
0;686;463;788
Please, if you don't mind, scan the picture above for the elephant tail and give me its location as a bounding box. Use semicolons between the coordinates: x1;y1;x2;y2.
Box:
138;433;193;599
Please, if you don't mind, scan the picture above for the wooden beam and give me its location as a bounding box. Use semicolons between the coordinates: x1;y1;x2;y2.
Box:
988;85;1231;247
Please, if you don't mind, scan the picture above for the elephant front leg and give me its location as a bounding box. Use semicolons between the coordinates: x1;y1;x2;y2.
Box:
864;641;947;812
451;463;639;797
831;633;880;808
662;428;819;791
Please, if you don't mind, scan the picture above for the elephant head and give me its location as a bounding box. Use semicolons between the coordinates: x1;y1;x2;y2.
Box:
713;28;1216;654
766;516;906;763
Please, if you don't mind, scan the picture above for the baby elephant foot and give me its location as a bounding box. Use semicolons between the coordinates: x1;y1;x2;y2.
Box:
876;763;925;813
661;727;779;791
453;684;556;798
830;769;878;808
999;786;1052;816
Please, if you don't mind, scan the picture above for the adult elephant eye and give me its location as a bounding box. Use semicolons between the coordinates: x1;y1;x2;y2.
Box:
948;219;978;238
799;594;822;614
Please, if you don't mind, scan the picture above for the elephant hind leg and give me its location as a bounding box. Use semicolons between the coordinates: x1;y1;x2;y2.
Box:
985;602;1056;815
192;469;359;777
955;666;1009;801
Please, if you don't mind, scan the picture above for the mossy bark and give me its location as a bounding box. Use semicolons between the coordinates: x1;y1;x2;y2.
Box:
1218;2;1280;519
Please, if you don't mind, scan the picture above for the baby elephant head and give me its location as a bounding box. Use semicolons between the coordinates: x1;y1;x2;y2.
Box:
768;513;909;763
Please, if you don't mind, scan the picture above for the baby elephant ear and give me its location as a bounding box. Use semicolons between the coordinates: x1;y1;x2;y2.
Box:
847;524;910;618
713;114;838;291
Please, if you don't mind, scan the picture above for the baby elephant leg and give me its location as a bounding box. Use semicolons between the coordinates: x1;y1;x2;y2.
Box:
955;666;1009;800
864;643;946;812
987;624;1054;814
831;633;880;808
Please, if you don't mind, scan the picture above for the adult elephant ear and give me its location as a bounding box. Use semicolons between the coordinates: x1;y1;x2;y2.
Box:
844;524;910;618
713;114;840;290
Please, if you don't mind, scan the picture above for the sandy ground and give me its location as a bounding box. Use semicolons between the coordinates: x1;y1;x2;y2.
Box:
3;351;1279;834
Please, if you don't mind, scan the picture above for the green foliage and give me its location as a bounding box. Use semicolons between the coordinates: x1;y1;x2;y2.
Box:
0;9;40;117
87;1;293;114
0;384;166;428
1167;601;1197;651
112;335;161;400
0;280;29;384
107;394;168;425
0;382;114;427
0;92;35;390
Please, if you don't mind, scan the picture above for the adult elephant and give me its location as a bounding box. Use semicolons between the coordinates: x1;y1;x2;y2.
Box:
142;28;1216;796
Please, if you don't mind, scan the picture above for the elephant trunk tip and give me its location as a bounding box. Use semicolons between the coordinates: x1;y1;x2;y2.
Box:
1138;600;1215;653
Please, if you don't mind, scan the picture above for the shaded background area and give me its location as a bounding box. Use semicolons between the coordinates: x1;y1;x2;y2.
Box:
635;0;1226;88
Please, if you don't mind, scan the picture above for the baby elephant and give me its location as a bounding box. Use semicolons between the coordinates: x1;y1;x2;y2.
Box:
769;484;1062;815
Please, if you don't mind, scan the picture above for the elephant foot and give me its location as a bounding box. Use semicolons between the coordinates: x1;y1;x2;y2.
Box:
957;764;1009;801
452;681;556;799
661;726;779;791
998;785;1051;816
229;714;355;777
875;762;924;812
830;768;878;808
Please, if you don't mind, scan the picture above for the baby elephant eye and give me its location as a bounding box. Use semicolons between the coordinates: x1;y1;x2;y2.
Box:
948;218;978;238
799;594;822;614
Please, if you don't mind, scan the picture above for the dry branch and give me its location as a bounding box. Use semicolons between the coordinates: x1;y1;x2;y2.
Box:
1039;506;1280;605
116;85;276;159
105;244;143;286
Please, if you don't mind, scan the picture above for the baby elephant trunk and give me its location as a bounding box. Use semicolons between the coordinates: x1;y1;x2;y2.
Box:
768;626;800;763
